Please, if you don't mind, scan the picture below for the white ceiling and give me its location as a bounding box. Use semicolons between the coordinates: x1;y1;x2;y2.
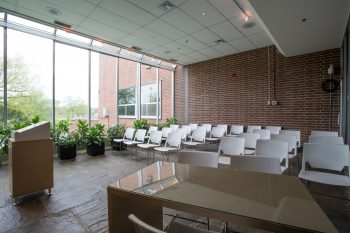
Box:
0;0;273;65
247;0;350;57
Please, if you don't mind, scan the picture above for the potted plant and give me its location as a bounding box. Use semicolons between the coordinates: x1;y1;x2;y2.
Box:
51;119;77;160
133;119;150;130
75;119;89;150
162;117;178;128
86;123;107;156
107;124;126;150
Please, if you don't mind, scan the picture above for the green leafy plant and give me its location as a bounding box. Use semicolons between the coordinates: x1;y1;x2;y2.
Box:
75;119;89;149
133;119;150;130
163;117;178;128
107;124;126;141
86;123;107;146
51;119;76;148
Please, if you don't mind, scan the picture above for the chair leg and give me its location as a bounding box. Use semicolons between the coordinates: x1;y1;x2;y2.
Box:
207;217;210;230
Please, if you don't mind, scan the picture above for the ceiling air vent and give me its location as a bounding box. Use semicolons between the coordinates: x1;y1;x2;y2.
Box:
54;20;71;28
159;2;175;12
242;22;256;29
214;39;227;45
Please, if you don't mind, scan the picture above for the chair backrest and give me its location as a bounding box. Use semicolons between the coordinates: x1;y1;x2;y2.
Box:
147;126;158;135
255;140;288;165
230;155;281;174
266;126;281;135
210;126;225;138
239;133;260;149
217;124;228;134
134;129;147;142
161;127;172;138
280;130;301;147
271;134;297;155
247;125;261;133
302;143;349;172
253;129;271;140
202;124;212;133
125;127;136;140
218;137;245;156
189;123;198;131
178;151;218;168
128;214;165;233
191;126;207;142
230;125;244;135
181;125;192;135
178;128;188;140
311;131;339;137
165;130;183;148
149;131;163;145
309;136;344;144
170;124;179;131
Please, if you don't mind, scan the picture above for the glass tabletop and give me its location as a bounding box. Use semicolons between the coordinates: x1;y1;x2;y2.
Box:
109;161;337;233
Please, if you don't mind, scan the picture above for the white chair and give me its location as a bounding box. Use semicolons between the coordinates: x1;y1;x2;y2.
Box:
138;131;163;162
266;126;281;135
280;130;301;147
311;131;338;137
205;126;225;143
178;128;188;141
202;124;212;133
218;137;245;165
181;125;192;137
124;129;147;156
113;127;136;151
229;125;243;136
170;124;179;132
271;134;298;174
182;126;207;150
178;151;218;168
161;127;172;141
247;125;261;133
253;129;271;140
128;214;218;233
217;124;228;135
189;123;198;132
239;133;260;154
154;130;183;161
255;139;289;173
230;155;281;174
299;143;350;186
309;136;344;144
145;126;158;139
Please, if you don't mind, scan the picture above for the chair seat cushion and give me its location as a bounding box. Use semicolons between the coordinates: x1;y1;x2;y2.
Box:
124;141;143;145
113;139;131;143
138;144;158;149
299;170;350;186
205;137;219;141
154;147;179;152
182;142;203;146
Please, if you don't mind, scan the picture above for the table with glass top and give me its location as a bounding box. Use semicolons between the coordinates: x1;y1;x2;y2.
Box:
107;161;337;233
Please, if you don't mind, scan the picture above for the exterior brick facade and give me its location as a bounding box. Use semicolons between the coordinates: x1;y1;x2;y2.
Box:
176;46;340;142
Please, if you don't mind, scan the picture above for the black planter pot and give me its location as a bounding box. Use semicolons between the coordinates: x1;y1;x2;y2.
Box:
87;142;105;156
111;140;126;150
58;144;77;160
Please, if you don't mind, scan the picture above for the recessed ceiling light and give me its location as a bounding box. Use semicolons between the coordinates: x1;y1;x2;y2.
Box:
45;7;62;16
202;12;207;16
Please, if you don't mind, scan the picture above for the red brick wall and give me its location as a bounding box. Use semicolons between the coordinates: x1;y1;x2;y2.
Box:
185;46;340;142
174;65;185;124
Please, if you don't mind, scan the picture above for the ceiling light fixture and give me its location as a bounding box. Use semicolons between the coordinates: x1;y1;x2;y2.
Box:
232;0;249;21
202;12;207;16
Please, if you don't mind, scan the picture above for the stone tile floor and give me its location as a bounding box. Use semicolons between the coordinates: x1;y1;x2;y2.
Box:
0;148;349;233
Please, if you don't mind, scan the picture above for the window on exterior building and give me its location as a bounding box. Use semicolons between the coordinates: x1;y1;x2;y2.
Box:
7;15;54;33
141;83;157;117
118;87;136;116
0;27;3;125
56;29;92;44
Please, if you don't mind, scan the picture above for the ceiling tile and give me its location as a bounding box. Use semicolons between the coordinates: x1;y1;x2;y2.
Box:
126;0;187;14
79;18;128;40
208;0;242;19
121;34;158;50
191;29;221;46
212;43;238;55
174;54;194;65
160;8;204;34
131;27;172;46
230;16;264;36
99;0;155;25
176;35;207;50
229;37;255;52
44;0;96;16
186;50;209;60
78;26;121;44
145;19;186;40
179;0;226;27
85;0;103;5
164;41;193;55
16;6;55;23
199;47;224;58
248;32;273;48
17;0;85;25
88;7;141;33
0;1;16;11
209;20;243;42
